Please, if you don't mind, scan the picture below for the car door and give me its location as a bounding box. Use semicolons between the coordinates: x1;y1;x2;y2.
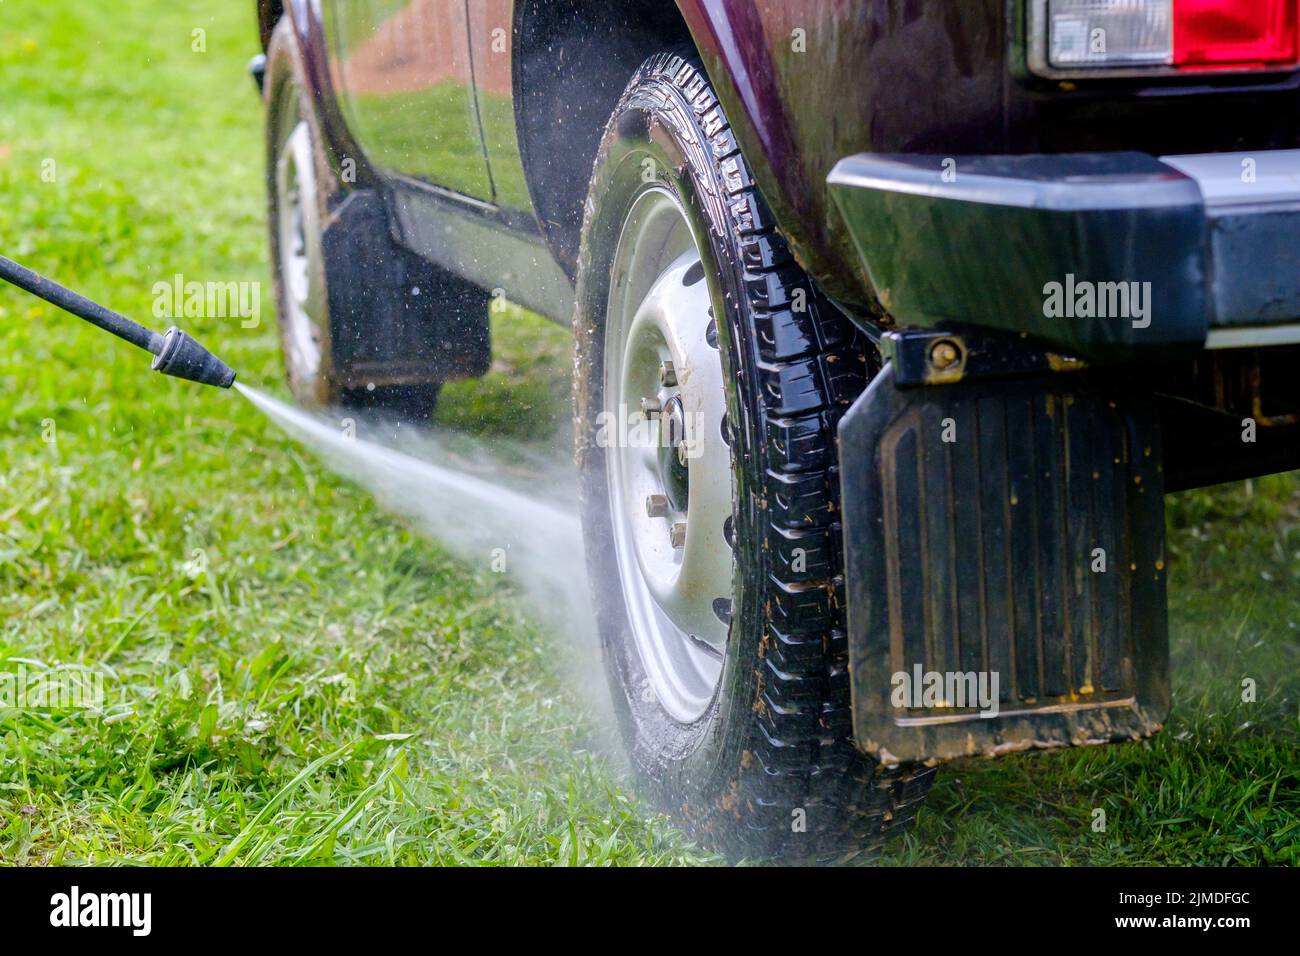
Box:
464;0;530;214
326;0;493;200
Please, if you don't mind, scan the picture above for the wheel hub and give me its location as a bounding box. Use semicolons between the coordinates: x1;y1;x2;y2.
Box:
657;394;690;512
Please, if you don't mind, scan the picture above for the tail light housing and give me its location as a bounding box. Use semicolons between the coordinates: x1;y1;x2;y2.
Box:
1030;0;1300;78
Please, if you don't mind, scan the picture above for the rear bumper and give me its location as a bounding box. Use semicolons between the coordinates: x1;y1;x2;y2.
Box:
829;149;1300;361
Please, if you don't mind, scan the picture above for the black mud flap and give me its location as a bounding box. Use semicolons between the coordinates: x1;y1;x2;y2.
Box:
321;190;490;389
839;365;1170;766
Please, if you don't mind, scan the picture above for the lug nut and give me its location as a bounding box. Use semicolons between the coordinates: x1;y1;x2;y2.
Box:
640;397;662;418
930;339;961;371
669;522;687;549
645;494;669;518
659;360;678;387
677;441;691;467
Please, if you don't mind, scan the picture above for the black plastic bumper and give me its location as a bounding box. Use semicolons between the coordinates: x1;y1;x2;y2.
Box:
829;149;1300;361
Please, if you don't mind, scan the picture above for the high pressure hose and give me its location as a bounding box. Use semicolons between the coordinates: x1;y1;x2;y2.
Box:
0;253;236;389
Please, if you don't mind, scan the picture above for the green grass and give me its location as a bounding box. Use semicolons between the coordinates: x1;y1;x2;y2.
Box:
0;0;1296;866
0;0;709;866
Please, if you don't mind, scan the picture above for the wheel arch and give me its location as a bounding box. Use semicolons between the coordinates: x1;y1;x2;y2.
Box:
257;0;285;50
512;0;695;277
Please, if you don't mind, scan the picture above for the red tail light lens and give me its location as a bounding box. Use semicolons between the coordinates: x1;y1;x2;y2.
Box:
1175;0;1300;70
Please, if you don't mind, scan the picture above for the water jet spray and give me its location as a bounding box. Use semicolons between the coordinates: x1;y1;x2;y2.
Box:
0;253;237;388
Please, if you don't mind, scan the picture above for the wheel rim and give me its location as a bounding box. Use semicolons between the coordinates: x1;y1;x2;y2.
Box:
275;112;324;382
605;188;733;723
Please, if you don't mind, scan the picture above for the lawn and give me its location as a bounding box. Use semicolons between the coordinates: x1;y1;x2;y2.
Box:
0;0;1296;866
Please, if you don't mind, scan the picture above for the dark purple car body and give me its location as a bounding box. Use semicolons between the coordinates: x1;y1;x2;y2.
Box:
257;0;1299;324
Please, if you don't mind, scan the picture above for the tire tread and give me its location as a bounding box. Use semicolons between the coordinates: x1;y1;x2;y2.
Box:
643;52;934;861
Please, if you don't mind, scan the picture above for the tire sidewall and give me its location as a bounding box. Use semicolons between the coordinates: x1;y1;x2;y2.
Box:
573;67;770;828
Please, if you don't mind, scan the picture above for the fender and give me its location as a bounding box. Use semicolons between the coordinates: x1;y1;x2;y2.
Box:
670;0;915;312
671;1;1012;314
263;0;383;192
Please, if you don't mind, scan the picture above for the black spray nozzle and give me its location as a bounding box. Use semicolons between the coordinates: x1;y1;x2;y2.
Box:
150;327;237;389
0;253;237;389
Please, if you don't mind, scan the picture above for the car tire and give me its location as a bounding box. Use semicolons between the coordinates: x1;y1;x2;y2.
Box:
573;52;935;863
264;19;441;423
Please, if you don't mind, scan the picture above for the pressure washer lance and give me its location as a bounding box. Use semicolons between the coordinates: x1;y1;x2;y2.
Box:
0;253;236;388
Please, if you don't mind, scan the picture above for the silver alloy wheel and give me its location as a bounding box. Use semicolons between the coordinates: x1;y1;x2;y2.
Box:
275;115;324;382
605;188;733;722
